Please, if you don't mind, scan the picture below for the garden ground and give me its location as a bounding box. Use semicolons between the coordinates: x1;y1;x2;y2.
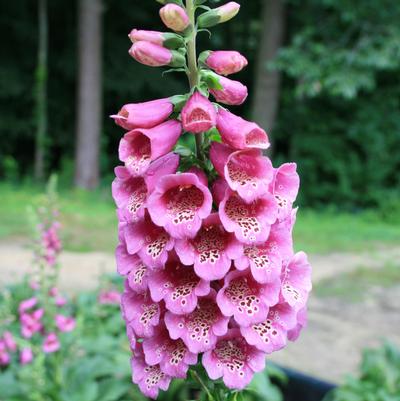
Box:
1;184;399;383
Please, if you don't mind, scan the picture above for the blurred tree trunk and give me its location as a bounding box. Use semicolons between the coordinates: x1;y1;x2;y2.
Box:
34;0;48;181
252;0;285;152
74;0;103;189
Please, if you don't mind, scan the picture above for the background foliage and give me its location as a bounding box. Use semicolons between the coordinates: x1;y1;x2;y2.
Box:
0;0;399;208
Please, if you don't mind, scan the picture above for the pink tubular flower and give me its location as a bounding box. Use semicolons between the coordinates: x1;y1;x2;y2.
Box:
288;307;308;341
175;213;242;281
202;329;265;390
210;142;274;203
55;314;76;332
43;333;60;353
20;347;33;365
181;92;217;134
124;214;174;269
219;190;278;244
121;287;161;338
3;331;17;352
18;297;37;314
205;50;248;75
159;4;190;32
217;270;280;327
281;252;312;311
132;345;172;399
165;291;229;353
113;153;179;223
272;163;300;220
143;326;198;378
111;98;173;130
147;170;213;239
148;257;210;315
209;75;248;105
235;241;282;284
217;108;270;150
118;120;182;177
20;309;43;338
240;303;297;353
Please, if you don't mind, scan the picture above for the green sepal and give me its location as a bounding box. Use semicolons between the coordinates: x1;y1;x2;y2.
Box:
163;33;185;49
198;50;211;67
169;94;189;112
201;70;223;90
156;0;183;5
169;51;186;68
197;10;221;28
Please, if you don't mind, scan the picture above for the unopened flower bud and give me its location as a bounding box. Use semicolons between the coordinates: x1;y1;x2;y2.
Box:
160;4;190;32
198;2;240;28
201;50;248;76
129;41;185;68
129;29;184;49
204;71;248;105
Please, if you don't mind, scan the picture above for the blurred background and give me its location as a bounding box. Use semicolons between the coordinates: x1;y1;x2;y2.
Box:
0;0;399;399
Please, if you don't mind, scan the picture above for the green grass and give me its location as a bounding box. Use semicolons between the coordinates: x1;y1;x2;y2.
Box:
0;182;399;254
314;263;400;302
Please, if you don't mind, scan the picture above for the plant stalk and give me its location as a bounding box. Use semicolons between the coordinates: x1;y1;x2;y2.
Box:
191;370;215;401
186;0;204;161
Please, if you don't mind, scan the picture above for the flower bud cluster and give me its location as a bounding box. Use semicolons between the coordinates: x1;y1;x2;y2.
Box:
112;2;312;399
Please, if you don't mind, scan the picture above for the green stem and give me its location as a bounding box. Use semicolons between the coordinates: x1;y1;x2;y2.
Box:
185;0;204;161
191;370;215;401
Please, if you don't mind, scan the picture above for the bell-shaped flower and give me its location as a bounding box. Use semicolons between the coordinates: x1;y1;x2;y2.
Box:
203;50;248;76
216;109;270;150
175;213;242;281
281;252;312;311
219;189;278;244
113;153;180;223
129;41;185;68
159;4;190;32
209;74;248;105
148;256;210;315
240;303;297;353
111;98;173;130
165;291;229;353
202;329;266;390
121;286;161;338
116;240;151;293
147;170;213;239
143;325;198;378
119;120;182;177
124;214;174;269
210;142;274;203
235;241;282;284
132;345;172;399
112;168;147;223
288;307;308;341
129;29;184;49
20;347;33;365
217;270;280;327
181;92;217;134
42;333;60;354
271;163;300;220
267;210;297;266
55;314;76;332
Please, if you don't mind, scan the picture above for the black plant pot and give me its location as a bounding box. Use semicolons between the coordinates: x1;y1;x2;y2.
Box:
275;368;336;401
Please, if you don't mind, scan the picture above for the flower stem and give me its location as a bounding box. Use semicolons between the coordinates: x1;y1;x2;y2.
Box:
191;369;215;401
186;0;204;161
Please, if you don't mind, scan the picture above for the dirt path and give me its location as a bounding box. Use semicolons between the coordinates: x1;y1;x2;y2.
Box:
1;241;399;383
